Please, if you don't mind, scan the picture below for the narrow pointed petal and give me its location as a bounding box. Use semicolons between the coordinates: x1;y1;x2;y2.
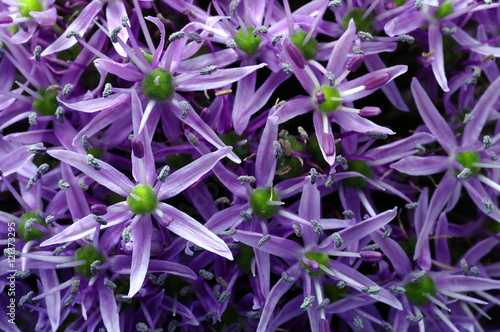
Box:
411;78;457;154
256;115;279;188
159;147;231;200
108;255;197;280
231;230;302;260
313;111;336;166
391;156;449;175
451;24;500;57
333;111;395;135
106;0;129;57
39;269;60;332
128;215;152;297
59;94;130;113
429;24;449;91
47;149;134;197
60;163;91;219
158;203;233;260
94;59;144;82
325;19;356;77
435;276;500;292
98;280;120;331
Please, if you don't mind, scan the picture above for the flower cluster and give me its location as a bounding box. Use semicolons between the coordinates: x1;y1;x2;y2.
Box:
1;0;500;331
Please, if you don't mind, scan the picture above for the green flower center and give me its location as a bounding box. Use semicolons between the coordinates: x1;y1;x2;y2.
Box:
434;0;454;19
316;86;342;113
343;160;374;189
74;244;107;278
301;251;330;277
290;31;318;60
342;8;375;33
249;188;280;219
32;89;59;116
455;151;480;176
234;27;262;56
127;184;158;214
18;211;46;241
141;68;175;102
404;275;436;305
18;0;43;17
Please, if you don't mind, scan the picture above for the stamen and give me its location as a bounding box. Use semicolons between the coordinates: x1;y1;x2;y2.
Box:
14;270;30;279
90;260;102;276
300;295;315;311
240;211;253;223
457;168;471;180
226;39;237;49
86;154;101;170
258;234;272;247
405;202;419;209
315;91;326;105
168;31;185;42
310;168;318;184
62;83;73;97
382;321;395;332
33;46;41;62
317;298;330;311
329;0;342;8
416;144;426;154
246;311;261;319
28;112;37;126
406;314;423;323
121;16;129;27
213;284;221;298
199;269;214;280
188;133;199;146
481;197;493;214
90;204;107;216
353;316;364;330
132;138;145;159
58;179;70;189
366;132;388;140
423;292;451;311
337;281;346;289
388;285;406;294
45;215;55;224
325;174;335;188
218;290;231;303
273;140;282;159
311;220;323;236
442;27;457;35
293;224;302;237
361;285;381;295
463;113;474;125
460;259;469;276
287;42;307;69
93;214;107;225
179;100;190;119
103;278;117;290
358;31;373;41
136;323;149;332
53;245;66;256
343;210;354;219
110;26;122;43
489;152;498;161
483;135;492;149
19;291;35;309
271;34;284;46
399;35;415;45
360;251;383;262
363;73;391;90
411;270;426;283
103;83;113;98
229;0;239;15
252;26;268;37
237;175;256;183
157;166;170;182
55;106;65;123
82;135;92;150
361;243;380;251
115;294;132;303
383;225;392;239
353;46;364;54
332;233;343;248
470;266;479;277
214;197;230;205
298;126;308;142
26;163;49;190
280;63;293;74
187;31;202;43
62;295;74;310
122;225;132;243
157;274;166;286
220;229;236;237
415;0;422;10
281;272;295;283
360;106;381;117
71;280;80;294
200;65;217;75
66;31;82;39
30;146;46;155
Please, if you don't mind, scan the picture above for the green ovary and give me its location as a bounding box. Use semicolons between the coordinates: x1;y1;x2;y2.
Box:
141;68;175;102
301;251;330;277
434;0;454;19
455;151;480;176
343;160;374;188
32;89;59;116
404;275;436;305
234;27;262;56
17;211;46;241
342;8;374;33
127;184;158;214
316;86;342;113
18;0;43;17
249;188;280;219
74;245;107;278
290;31;318;60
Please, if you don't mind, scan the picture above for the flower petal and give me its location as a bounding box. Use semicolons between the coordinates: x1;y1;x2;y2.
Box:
98;280;120;331
390;155;449;176
128;215;153;297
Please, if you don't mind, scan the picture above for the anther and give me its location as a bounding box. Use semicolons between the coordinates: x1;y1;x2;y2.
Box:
271;34;284;46
280;63;293;74
136;323;149;332
246;311;262;319
399;34;415;45
310;168;318;184
326;72;336;87
361;243;379;251
364;73;391;90
360;251;383;263
240;211;253;223
481;197;493;214
215;89;232;96
457;168;471;180
187;31;202;43
157;274;166;286
14;270;30;279
229;0;239;15
287;42;307;69
216;276;228;288
90;260;101;276
218;290;231;303
219;229;236;237
317;298;330;311
360;106;381;117
45;215;55;224
90;204;107;216
315;91;326;105
441;27;457;35
343;210;354;218
258;234;272;247
214;197;230;205
82;135;92;150
353;316;364;330
332;233;343;248
86;154;101;170
28;112;37;126
237;175;256;183
199;269;214;280
466;77;478;85
337;281;346;289
252;26;268;37
115;294;132;303
121;225;132;243
58;179;70;189
325;174;335;188
168;31;185;42
213;284;221;299
388;285;406;294
405;202;419;209
55;106;65;123
103;83;113;98
53;245;66;256
472;66;481;77
33;45;42;62
188;133;199;146
366;131;388;140
362;285;381;295
336;155;347;165
382;321;395;332
293;224;302;237
30;146;46;155
4;249;21;258
92;214;107;225
490;152;498;161
36;210;45;221
411;270;426;283
121;16;129;27
146;273;157;284
415;0;422;10
157;166;170;182
383;225;392;239
322;133;335;156
110;26;122;43
483;135;492;149
281;272;296;283
179;285;193;296
178;100;190;119
460;258;469;276
329;0;342;8
200;65;217;75
406;315;424;323
273;140;282;159
470;266;480;277
62;295;74;310
463;113;474;125
358;31;373;41
300;295;315;311
19;291;35;309
132;138;145;159
298;127;308;142
353;46;364;54
66;31;81;38
311;220;323;236
415;144;426;154
27;163;49;190
226;39;237;49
